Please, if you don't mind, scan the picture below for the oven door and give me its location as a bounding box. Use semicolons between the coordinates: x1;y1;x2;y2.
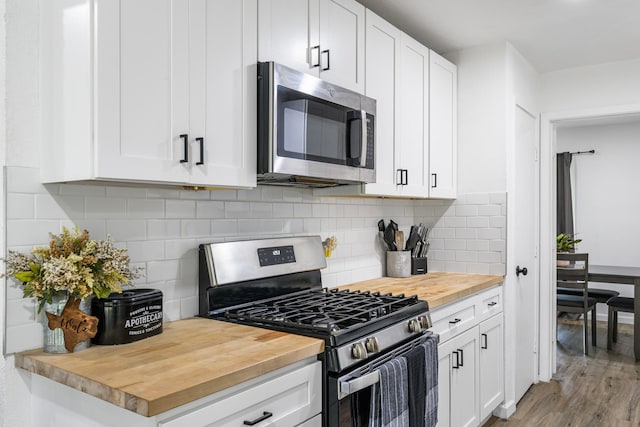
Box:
326;332;437;427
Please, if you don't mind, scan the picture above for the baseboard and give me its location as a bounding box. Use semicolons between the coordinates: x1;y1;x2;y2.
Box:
493;399;516;419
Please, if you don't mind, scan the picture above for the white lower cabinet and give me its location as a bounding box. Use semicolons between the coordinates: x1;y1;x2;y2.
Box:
433;286;504;427
30;359;321;427
158;361;322;426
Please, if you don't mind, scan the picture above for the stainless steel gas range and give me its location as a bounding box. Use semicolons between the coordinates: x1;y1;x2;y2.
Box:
198;236;436;426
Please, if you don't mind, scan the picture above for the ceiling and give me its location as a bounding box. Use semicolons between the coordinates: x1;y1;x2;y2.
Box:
357;0;640;73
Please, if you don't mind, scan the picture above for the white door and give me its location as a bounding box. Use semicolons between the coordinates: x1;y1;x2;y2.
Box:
429;52;457;198
96;0;190;184
318;0;365;93
513;104;539;402
362;10;402;196
398;34;429;198
189;0;257;188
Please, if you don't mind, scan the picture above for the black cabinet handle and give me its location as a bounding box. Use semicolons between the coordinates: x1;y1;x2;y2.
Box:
179;134;188;163
397;169;403;185
321;49;330;71
402;169;408;185
196;137;204;165
488;301;498;307
310;45;320;68
431;173;437;188
452;351;460;369
243;411;273;426
481;333;488;349
449;318;461;325
457;348;464;366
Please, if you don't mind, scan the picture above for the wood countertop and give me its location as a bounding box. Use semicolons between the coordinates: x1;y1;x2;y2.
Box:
15;317;324;417
338;272;504;309
15;272;502;418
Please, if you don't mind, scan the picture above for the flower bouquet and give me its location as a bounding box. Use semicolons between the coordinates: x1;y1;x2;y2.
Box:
4;227;143;352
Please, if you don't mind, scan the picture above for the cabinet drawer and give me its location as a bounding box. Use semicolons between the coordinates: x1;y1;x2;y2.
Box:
478;287;503;322
430;299;477;344
158;361;322;427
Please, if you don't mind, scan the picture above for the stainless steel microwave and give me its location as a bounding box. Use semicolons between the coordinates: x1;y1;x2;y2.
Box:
257;62;376;187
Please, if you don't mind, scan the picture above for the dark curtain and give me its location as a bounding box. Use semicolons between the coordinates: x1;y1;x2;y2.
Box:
557;152;574;235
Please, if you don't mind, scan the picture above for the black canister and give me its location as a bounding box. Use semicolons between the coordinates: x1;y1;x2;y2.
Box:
91;288;163;345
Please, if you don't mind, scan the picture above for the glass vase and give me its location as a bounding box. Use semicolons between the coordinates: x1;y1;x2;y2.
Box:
40;293;92;353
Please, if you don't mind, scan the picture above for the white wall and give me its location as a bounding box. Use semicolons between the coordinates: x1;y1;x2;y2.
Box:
540;58;640;113
557;121;640;315
445;42;508;193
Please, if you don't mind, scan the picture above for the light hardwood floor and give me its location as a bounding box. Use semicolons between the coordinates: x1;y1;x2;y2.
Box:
485;316;640;426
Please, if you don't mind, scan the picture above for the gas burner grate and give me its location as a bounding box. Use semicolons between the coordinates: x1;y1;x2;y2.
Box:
224;288;421;333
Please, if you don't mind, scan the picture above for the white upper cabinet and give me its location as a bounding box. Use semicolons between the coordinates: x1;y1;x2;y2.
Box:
359;9;402;196
258;0;365;93
429;50;458;198
397;33;430;198
41;0;257;189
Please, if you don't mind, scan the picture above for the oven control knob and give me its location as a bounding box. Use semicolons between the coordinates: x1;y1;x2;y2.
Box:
365;337;380;353
418;315;431;330
352;342;367;360
408;319;422;333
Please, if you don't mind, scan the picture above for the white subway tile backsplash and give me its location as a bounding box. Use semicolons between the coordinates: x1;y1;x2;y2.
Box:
165;239;198;260
7;194;34;219
294;203;313;218
6;167;47;194
225;201;251;218
455;205;478;216
147;219;181;240
196;201;225;219
478;205;501;216
210;219;238;236
180;219;211;237
59;183;106;197
86;197;127;218
5;164;506;353
6;299;35;327
166;200;196;218
106;186;147;198
127;199;165;219
126;240;165;262
7;219;60;246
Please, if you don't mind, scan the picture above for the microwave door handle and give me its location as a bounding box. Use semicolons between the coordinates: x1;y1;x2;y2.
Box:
338;370;380;399
360;110;368;168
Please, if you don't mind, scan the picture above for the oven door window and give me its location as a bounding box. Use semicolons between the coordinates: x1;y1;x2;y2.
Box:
277;86;361;166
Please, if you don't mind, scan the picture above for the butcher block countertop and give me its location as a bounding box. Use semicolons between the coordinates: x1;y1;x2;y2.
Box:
15;272;502;418
339;272;504;309
15;317;324;417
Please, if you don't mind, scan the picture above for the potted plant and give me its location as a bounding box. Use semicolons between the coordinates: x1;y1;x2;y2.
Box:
3;226;143;352
556;233;582;266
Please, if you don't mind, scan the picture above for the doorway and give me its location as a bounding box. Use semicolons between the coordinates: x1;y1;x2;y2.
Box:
539;104;640;379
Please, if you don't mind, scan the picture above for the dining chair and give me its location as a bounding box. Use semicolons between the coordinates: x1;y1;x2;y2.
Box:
557;252;597;355
606;296;634;350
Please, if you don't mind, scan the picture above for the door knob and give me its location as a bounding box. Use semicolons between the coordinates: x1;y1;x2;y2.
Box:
516;265;528;277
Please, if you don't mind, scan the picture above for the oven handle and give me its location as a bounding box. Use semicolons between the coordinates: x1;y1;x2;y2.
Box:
339;370;380;398
337;331;439;400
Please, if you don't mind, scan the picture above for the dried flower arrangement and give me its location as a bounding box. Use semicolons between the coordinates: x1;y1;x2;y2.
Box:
4;227;143;313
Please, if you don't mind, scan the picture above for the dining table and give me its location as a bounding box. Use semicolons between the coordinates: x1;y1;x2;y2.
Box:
588;264;640;360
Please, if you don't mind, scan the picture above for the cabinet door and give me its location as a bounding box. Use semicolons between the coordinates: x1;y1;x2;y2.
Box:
429;50;457;198
361;9;402;196
96;0;190;184
436;340;453;427
258;0;318;75
438;327;480;427
479;313;504;421
398;33;430;198
188;0;257;188
318;0;365;93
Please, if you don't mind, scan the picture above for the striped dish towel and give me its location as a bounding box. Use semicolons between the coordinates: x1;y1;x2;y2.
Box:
369;357;410;427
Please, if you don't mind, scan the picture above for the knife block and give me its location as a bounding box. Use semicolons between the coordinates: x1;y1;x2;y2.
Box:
411;257;428;275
